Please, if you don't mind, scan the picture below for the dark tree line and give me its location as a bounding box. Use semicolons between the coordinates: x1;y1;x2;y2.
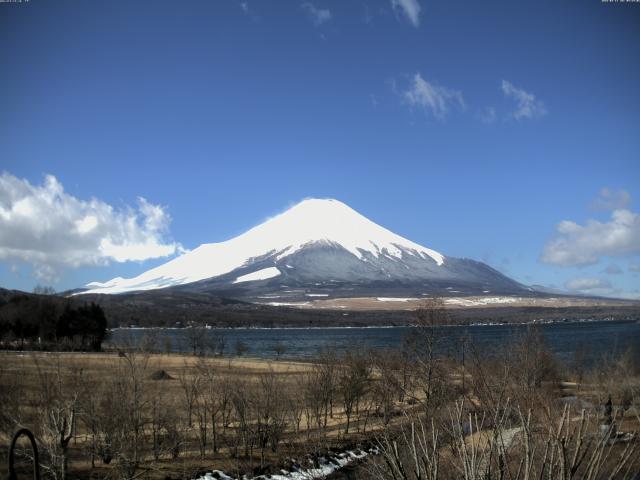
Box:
0;294;108;351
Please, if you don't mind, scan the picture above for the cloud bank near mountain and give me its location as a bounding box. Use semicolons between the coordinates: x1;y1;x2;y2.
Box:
0;172;180;280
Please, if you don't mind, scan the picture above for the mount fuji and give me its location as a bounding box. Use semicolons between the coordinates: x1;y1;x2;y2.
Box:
78;199;529;301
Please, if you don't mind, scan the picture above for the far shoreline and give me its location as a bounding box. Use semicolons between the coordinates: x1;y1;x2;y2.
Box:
108;316;639;331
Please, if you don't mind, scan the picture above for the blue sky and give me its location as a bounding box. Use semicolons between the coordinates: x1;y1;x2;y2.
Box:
0;0;639;298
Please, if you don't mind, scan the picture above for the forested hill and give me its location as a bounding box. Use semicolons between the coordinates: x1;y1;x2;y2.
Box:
0;288;108;351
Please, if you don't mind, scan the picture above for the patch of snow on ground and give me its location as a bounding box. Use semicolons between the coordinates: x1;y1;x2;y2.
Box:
306;294;329;297
195;448;374;480
233;267;281;284
376;297;420;302
266;302;311;307
199;471;234;480
445;296;520;306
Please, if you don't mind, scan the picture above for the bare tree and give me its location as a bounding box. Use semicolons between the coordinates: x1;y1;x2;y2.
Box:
301;368;325;437
317;348;338;425
338;351;371;434
178;362;200;428
253;369;288;468
406;298;455;412
230;378;253;461
185;326;211;356
99;349;151;478
373;398;640;480
234;339;249;357
78;374;104;468
149;386;182;461
288;376;306;434
34;357;82;480
33;284;56;295
193;378;209;458
372;350;405;425
273;342;286;359
301;351;337;439
506;326;560;402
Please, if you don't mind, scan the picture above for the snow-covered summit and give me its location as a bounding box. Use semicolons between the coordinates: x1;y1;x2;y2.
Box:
79;198;445;295
248;198;444;264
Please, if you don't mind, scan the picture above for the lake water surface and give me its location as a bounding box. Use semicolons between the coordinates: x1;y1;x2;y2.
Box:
108;319;640;366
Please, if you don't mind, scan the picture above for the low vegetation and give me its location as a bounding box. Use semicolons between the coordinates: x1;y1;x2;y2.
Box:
0;299;638;479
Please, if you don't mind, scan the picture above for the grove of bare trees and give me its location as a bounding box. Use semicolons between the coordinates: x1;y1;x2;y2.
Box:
0;300;638;479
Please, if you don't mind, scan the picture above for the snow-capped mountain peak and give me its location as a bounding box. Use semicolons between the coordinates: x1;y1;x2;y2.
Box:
238;198;444;264
79;198;445;295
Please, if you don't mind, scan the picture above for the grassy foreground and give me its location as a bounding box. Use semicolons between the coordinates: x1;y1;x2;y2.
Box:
1;312;639;480
1;349;390;479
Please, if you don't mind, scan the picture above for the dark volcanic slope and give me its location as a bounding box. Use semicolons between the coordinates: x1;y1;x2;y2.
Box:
170;244;531;301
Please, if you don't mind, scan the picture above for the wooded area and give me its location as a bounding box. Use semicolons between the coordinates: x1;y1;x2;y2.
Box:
0;293;108;351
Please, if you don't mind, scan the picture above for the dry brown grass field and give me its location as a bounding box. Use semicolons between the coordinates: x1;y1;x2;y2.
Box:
0;349;401;479
1;306;639;480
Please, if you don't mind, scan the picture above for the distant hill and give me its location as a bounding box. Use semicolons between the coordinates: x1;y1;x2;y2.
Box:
64;288;640;328
1;285;638;328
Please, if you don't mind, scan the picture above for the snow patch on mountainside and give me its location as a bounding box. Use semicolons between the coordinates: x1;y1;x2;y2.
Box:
79;199;446;295
233;267;281;284
85;277;126;288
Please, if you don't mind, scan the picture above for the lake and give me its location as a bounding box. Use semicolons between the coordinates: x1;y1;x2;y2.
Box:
107;319;640;366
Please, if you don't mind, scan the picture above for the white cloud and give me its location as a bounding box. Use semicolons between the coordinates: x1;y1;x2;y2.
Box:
0;172;180;280
565;277;612;293
501;80;547;120
564;277;640;299
479;106;497;124
391;0;421;28
601;263;623;275
541;208;640;267
301;2;331;26
402;73;464;120
591;187;630;211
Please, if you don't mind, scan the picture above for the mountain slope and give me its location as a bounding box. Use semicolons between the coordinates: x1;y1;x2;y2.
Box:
79;198;528;299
